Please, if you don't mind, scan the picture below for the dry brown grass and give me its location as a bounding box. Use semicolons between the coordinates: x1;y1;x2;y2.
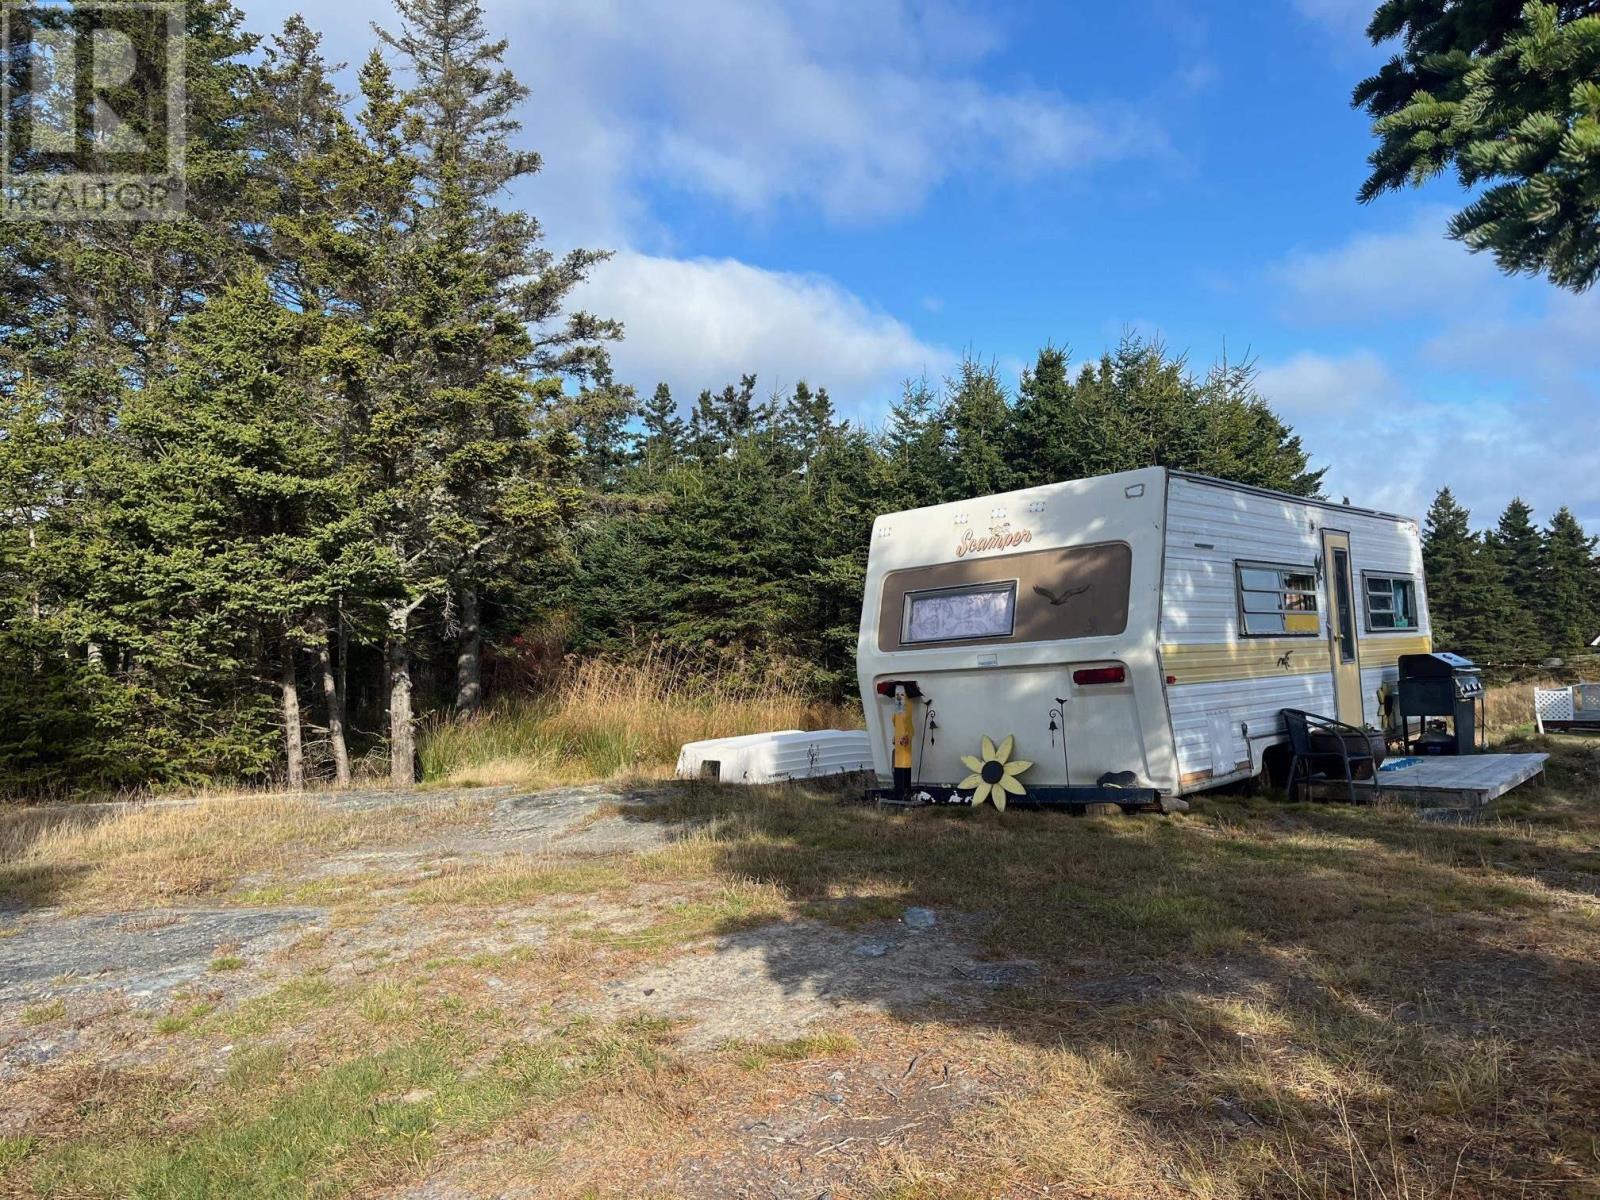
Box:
1482;676;1563;734
0;795;483;912
419;650;860;788
4;728;1599;1198
544;740;1600;1198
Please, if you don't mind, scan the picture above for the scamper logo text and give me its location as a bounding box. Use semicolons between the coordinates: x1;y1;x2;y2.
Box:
956;526;1033;557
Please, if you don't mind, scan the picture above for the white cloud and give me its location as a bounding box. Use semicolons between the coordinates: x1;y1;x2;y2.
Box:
1271;210;1506;322
233;0;1136;424
499;0;1164;240
1424;287;1600;397
1292;0;1374;42
1255;348;1600;528
576;251;952;411
1263;220;1600;526
242;0;1164;245
1254;350;1400;418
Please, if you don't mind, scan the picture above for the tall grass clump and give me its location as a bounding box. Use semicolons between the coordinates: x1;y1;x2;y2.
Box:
419;651;861;787
1483;679;1549;735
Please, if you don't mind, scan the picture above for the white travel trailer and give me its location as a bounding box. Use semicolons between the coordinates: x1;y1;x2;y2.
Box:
856;466;1431;803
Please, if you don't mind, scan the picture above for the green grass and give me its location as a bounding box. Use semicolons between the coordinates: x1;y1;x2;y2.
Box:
153;1003;217;1035
19;1000;64;1026
20;1019;676;1199
0;1139;36;1172
726;1032;857;1071
218;976;339;1039
797;894;907;928
571;885;786;950
231;876;386;908
209;956;245;973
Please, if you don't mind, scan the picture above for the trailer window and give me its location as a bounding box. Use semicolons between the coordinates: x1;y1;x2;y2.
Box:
878;542;1131;651
904;583;1017;645
1236;563;1320;637
1364;574;1417;632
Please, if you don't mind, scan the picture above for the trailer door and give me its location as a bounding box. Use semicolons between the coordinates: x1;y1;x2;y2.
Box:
1321;529;1364;725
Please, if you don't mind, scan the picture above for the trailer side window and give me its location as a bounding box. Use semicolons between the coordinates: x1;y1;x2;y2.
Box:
1235;563;1320;637
903;583;1017;645
1364;574;1417;632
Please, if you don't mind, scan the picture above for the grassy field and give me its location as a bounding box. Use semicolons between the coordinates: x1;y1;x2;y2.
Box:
0;688;1597;1197
419;652;860;788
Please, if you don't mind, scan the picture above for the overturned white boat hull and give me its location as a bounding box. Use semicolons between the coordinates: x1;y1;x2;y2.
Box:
675;730;873;785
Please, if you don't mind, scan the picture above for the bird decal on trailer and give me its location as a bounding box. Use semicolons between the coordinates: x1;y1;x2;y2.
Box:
1033;582;1091;607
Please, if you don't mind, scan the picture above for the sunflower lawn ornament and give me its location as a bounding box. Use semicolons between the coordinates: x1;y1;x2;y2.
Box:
960;736;1033;811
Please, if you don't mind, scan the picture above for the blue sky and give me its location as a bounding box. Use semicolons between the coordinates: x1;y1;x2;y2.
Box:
242;0;1600;528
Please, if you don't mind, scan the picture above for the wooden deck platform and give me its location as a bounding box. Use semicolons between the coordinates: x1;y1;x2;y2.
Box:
1311;753;1549;809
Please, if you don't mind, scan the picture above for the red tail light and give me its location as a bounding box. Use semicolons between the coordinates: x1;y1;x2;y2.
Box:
1073;666;1127;686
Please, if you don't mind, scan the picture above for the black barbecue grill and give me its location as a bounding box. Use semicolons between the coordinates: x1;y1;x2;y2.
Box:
1396;652;1484;755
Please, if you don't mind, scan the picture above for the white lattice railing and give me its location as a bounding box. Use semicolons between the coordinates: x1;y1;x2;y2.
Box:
1535;687;1576;734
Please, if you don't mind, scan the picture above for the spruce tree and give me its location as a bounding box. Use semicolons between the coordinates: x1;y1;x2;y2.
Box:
880;379;949;508
638;383;685;477
783;380;837;468
943;359;1014;501
568;379;640;490
371;0;617;737
285;1;612;780
1195;359;1325;496
0;381;149;789
248;17;363;782
0;1;265;787
1065;337;1205;480
1422;488;1519;663
661;385;795;663
1489;498;1549;662
1422;488;1475;651
106;278;357;785
790;422;879;696
1354;1;1600;291
1539;508;1599;653
1009;345;1080;488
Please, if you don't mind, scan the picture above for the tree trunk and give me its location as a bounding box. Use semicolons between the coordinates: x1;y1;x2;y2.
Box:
281;643;305;791
455;583;483;716
314;612;351;787
336;602;348;734
387;605;417;789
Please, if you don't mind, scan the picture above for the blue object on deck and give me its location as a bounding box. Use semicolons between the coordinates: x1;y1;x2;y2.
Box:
1379;757;1424;773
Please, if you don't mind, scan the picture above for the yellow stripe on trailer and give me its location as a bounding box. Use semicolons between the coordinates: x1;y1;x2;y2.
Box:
1161;639;1325;685
1161;634;1432;686
1357;633;1433;670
